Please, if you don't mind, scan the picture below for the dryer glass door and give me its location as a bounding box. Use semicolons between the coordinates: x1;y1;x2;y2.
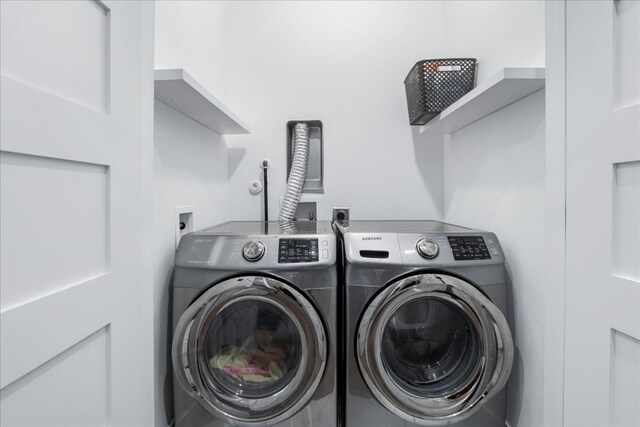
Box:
357;273;513;425
172;275;327;425
381;296;482;397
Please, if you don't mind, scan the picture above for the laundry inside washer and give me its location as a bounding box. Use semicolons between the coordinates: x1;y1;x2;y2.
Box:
206;300;297;386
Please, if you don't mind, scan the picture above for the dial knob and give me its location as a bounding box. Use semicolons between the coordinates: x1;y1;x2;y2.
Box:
416;239;439;259
242;240;266;262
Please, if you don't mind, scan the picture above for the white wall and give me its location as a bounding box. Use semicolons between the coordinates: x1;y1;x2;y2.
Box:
155;0;229;103
226;1;447;222
444;1;546;84
153;2;232;425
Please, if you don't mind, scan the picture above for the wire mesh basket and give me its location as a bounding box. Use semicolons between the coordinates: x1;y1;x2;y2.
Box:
404;58;477;125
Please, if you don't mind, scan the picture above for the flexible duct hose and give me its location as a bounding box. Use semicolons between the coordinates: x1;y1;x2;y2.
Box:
279;123;310;226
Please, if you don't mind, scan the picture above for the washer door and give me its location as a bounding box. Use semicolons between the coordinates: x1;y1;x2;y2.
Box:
357;273;513;426
172;276;327;426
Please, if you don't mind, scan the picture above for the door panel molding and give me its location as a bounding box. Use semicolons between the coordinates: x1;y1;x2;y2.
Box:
543;2;567;425
0;76;114;164
0;0;110;112
0;326;111;427
0;276;112;389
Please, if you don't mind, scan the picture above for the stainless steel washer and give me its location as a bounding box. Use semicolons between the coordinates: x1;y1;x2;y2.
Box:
335;221;513;427
172;221;338;427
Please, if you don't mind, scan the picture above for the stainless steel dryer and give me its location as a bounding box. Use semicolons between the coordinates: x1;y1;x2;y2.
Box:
336;221;513;427
171;221;338;427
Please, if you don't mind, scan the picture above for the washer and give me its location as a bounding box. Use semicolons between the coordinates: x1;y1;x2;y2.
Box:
335;220;513;427
171;221;338;427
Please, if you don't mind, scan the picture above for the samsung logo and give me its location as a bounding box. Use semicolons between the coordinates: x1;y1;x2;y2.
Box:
362;236;382;241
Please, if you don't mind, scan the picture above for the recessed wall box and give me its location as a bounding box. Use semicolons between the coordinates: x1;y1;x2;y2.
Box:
286;120;323;194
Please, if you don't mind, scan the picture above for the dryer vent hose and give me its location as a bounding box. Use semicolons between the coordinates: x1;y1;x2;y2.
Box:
279;122;309;226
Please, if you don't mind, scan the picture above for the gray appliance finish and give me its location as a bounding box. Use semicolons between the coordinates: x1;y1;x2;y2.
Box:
171;221;338;427
336;221;513;427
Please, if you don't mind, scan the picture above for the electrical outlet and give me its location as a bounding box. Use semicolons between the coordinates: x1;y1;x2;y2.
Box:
175;206;195;249
332;207;350;222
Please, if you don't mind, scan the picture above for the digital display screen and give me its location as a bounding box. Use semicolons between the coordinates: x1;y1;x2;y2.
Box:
278;238;319;263
447;236;491;261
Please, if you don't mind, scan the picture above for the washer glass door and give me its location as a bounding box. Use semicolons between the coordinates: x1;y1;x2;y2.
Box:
173;276;326;426
206;298;301;398
357;273;513;425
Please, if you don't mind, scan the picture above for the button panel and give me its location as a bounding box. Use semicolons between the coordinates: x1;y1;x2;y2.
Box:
278;238;319;263
448;236;491;261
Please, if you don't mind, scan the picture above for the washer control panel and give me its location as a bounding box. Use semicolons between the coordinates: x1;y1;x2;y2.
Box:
278;238;319;263
448;236;491;260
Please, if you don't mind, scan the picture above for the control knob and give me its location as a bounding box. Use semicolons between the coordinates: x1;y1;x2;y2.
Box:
242;240;266;262
416;239;439;259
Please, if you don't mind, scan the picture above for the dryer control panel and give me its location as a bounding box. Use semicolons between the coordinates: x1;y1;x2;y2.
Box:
448;236;491;260
278;238;319;263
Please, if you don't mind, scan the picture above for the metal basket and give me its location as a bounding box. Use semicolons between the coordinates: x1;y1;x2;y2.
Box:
404;58;477;125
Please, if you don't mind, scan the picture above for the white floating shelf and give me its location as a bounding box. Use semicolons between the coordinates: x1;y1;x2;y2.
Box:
154;69;250;135
420;67;545;135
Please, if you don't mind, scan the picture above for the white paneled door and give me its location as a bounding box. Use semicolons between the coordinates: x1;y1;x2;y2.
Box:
565;1;640;426
0;1;154;426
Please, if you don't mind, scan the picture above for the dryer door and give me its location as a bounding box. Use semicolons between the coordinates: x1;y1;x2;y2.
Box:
172;275;327;426
357;273;513;426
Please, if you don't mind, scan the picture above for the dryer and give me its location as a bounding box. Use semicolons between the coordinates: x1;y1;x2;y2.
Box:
336;220;513;427
171;221;338;427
